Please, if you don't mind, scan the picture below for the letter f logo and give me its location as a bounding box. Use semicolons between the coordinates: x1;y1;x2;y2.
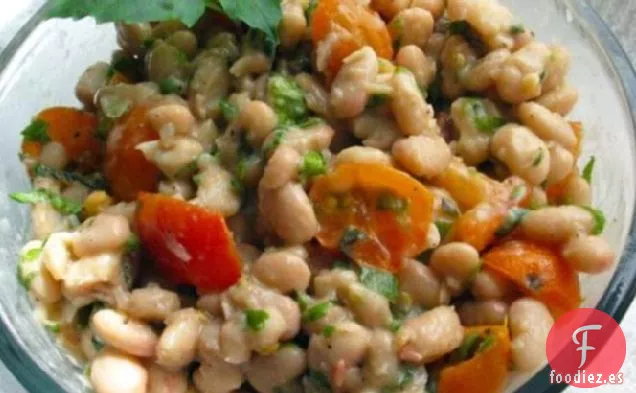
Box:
572;325;603;369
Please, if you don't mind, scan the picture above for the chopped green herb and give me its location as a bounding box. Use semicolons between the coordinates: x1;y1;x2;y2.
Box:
359;265;399;302
34;164;107;189
449;332;481;363
510;24;525;34
96;115;113;140
304;302;331;322
44;321;61;333
159;77;187;95
217;0;283;52
21;119;50;142
244;309;269;331
91;335;105;351
231;177;245;198
377;192;408;213
367;94;389;109
10;189;82;215
581;206;606;235
220;99;239;121
463;98;506;134
339;227;367;257
441;198;460;217
495;208;528;237
381;365;418;393
435;220;453;239
306;0;319;20
510;184;528;202
126;233;141;253
299;117;325;129
532;149;545;167
476;334;495;353
322;324;335;338
295;292;312;311
17;245;43;290
300;151;328;181
263;127;288;155
267;74;308;126
582;156;596;184
389;319;402;332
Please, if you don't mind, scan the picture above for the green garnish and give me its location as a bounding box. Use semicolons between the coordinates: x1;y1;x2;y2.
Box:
159;77;187;95
510;24;525;34
219;99;239;121
360;265;399;302
244;309;269;331
449;331;495;363
339;227;367;257
532;149;545;167
92;335;106;351
495;208;529;237
10;189;82;215
510;183;527;202
435;220;453;240
304;302;331;322
322;325;335;338
125;233;141;253
441;198;460;217
306;0;319;19
582;156;596;184
21;119;50;142
267;74;308;126
34;164;107;190
381;365;417;393
463;98;506;134
377;192;408;213
300;151;328;181
44;322;61;333
581;206;606;235
17;245;43;290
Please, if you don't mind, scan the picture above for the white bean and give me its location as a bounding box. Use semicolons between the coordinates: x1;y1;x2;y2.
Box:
490;124;550;186
389;8;434;49
90;349;148;393
352;112;402;151
252;251;310;293
189;56;231;119
520;206;595;244
494;42;550;103
335;146;393;167
194;356;243;393
397;306;464;364
72;214;130;258
341;283;393;328
450;97;501;166
392;135;451;179
464;48;511;92
542;45;570;93
429;242;481;296
313;269;359;299
148;364;188;393
391;69;439;136
246;346;307;393
471;270;514;301
230;52;272;78
295;73;332;118
280;0;307;49
562;175;592;206
331;47;378;119
219;318;251;364
546;142;574;185
239;101;278;148
62;253;121;299
275;123;335;156
458;300;509;326
411;0;445;19
156;309;203;371
396;45;436;88
509;298;554;371
398;258;449;309
127;286;181;322
362;330;399;387
91;309;158;357
535;84;579;116
261;146;301;190
40;142;69;170
518;102;577;152
193;160;241;217
561;235;615;274
137;138;203;179
308;322;371;370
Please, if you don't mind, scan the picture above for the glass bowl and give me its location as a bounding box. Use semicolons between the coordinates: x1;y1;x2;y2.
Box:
0;1;635;392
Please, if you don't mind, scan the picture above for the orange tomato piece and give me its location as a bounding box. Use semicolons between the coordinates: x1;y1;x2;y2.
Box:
439;326;511;393
312;0;393;78
483;240;580;318
310;163;434;272
104;106;160;201
431;160;500;211
136;193;241;292
21;107;102;171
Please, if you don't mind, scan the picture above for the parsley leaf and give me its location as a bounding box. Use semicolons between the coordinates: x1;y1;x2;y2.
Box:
510;24;525;34
582;156;596;184
11;189;82;215
322;325;335;338
581;206;606;235
219;99;239;122
219;0;282;51
300;151;328;181
359;265;399;302
34;164;107;190
304;302;331;322
495;208;529;237
267;74;308;126
463;98;506;134
126;233;141;253
21;119;50;142
244;309;269;331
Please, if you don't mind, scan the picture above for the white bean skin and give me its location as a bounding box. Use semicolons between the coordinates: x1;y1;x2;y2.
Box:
561;235;615;274
72;214;130;258
411;0;445;19
392;135;451;179
127;286;181;322
562;175;592;206
280;0;307;49
313;269;359;300
193;160;241;217
245;307;287;353
189;56;230;120
398;258;449;309
535;84;579;116
331;47;378;119
509;298;554;371
392;69;439;136
396;45;437;88
464;48;511;92
352;112;402;151
389;8;434;49
520;206;595;244
546;142;574;186
362;329;400;388
156;309;203;371
490;124;551;186
542;45;570;94
397;306;464;364
76;62;110;108
495;42;550;103
450;97;500;166
252;251;311;293
148;104;196;136
308;322;372;370
90;349;148;393
239;101;278;148
194;356;243;393
219;318;251;364
335;146;393;167
40;142;69;170
471;270;514;301
260;146;301;189
91;309;158;357
246;346;307;393
517;102;577;152
275;123;335;156
148;364;188;393
295;73;332;118
429;242;481;296
458;301;509;326
342;283;393;328
42;232;75;281
259;182;320;244
197;321;222;364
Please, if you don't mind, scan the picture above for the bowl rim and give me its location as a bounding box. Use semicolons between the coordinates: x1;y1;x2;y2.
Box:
1;1;636;393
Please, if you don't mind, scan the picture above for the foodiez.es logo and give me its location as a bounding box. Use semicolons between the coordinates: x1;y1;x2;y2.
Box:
546;309;626;388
